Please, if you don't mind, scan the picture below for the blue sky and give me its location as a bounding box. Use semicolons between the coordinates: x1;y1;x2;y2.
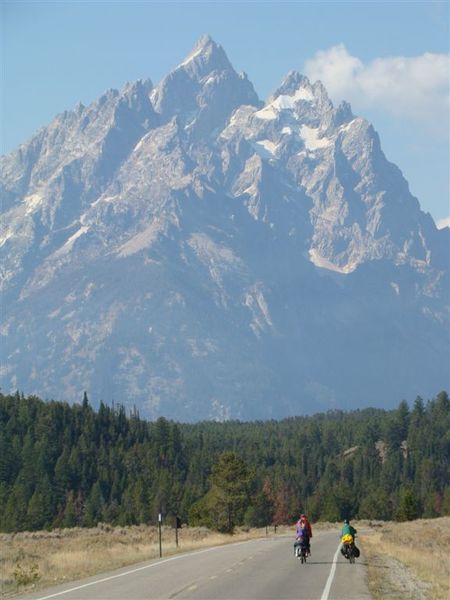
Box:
1;1;449;224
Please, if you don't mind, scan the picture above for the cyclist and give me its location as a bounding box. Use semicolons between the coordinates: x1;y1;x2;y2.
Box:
340;519;357;558
296;514;312;555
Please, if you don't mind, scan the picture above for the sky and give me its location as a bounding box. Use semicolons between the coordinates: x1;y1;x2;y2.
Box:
1;0;449;225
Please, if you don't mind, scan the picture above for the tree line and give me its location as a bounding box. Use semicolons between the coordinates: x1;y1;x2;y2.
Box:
0;390;449;533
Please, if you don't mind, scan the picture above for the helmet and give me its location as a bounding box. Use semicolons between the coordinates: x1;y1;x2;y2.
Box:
344;519;349;525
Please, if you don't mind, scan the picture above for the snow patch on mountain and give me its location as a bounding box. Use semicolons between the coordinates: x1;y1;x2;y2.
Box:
244;284;274;337
117;220;166;257
253;139;280;158
309;248;357;274
300;125;332;150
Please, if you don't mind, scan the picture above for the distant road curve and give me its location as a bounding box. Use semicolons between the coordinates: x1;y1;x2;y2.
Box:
20;531;372;600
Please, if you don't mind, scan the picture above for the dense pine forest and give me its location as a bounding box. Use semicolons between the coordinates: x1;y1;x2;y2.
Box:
0;390;449;533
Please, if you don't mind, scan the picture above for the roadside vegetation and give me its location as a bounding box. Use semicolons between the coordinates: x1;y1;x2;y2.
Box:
359;517;450;600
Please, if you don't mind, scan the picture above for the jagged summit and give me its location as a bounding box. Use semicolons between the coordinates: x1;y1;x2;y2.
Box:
176;34;231;74
0;37;448;421
271;70;312;99
252;70;335;132
122;78;153;95
150;35;260;136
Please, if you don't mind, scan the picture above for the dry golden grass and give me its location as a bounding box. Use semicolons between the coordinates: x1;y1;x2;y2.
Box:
0;523;277;598
359;517;450;600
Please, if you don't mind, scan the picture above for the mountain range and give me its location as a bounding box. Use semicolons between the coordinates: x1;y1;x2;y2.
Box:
1;35;448;420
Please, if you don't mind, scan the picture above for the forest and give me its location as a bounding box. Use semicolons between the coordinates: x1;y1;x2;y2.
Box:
0;390;449;533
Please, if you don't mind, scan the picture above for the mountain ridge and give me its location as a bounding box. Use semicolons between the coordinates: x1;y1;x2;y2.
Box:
1;36;448;420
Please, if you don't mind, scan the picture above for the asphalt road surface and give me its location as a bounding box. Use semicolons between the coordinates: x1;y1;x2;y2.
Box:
19;531;372;600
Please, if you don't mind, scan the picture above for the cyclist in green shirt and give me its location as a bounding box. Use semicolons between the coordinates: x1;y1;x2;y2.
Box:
341;519;357;539
340;519;359;559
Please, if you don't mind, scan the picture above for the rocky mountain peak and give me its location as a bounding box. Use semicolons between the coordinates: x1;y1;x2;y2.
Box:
176;34;232;77
270;71;332;111
150;36;260;137
122;78;153;99
0;37;448;421
271;70;311;98
333;100;354;127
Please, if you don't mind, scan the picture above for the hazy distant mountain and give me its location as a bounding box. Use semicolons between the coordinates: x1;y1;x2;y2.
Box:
1;35;448;420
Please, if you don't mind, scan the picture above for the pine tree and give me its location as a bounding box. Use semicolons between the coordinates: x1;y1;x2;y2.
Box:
191;451;253;533
83;481;105;526
26;476;53;530
61;491;78;528
395;486;419;521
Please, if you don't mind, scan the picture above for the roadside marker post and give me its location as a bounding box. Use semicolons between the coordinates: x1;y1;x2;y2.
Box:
174;515;181;547
158;513;162;558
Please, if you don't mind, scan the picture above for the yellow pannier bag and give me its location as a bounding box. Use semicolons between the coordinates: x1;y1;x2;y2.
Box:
341;533;353;544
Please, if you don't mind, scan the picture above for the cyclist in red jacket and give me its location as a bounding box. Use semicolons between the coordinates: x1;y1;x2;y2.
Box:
299;514;312;537
296;514;312;555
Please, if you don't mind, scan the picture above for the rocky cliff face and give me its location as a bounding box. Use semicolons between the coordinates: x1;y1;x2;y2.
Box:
1;35;448;420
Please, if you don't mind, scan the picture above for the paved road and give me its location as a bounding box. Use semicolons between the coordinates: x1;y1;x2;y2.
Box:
19;531;372;600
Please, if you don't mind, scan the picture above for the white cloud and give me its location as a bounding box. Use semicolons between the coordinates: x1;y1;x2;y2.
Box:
437;217;450;230
304;44;450;130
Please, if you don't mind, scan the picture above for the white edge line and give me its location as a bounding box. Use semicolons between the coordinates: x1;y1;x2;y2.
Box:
320;543;341;600
32;540;253;600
